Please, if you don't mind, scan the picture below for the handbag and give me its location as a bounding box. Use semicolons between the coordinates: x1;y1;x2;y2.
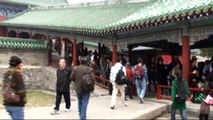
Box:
3;84;21;103
204;94;213;105
2;70;21;103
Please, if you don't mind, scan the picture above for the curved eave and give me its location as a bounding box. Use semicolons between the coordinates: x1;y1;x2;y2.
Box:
1;4;213;36
108;6;213;34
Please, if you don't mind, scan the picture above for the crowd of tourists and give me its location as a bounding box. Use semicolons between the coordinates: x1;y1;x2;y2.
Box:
2;53;213;120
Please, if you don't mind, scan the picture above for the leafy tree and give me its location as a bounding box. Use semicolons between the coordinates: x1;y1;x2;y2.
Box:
199;48;213;57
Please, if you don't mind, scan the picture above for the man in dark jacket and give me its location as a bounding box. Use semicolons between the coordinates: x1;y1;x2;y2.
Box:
70;55;95;120
3;56;26;119
51;59;72;115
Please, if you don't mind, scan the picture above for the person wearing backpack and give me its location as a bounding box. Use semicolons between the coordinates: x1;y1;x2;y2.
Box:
171;70;190;120
134;58;147;103
110;56;127;109
70;55;95;120
2;56;26;119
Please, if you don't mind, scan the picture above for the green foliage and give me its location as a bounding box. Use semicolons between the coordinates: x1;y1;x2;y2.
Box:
199;48;213;57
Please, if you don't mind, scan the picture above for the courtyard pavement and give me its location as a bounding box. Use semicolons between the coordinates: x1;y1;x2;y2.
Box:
1;85;211;120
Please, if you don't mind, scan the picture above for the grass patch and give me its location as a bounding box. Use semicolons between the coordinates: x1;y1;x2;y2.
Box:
0;91;63;109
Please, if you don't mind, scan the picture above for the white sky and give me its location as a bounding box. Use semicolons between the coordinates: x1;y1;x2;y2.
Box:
68;0;106;4
68;0;150;4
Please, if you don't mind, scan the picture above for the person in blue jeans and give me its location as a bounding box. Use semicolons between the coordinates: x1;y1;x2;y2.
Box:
3;56;26;119
70;55;95;120
134;58;148;103
77;92;90;119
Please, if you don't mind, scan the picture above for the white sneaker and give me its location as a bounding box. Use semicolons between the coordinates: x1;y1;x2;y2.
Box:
123;103;128;107
50;110;60;115
65;109;70;112
141;98;144;103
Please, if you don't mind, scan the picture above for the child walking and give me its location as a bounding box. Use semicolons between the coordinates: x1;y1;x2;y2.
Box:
194;82;211;120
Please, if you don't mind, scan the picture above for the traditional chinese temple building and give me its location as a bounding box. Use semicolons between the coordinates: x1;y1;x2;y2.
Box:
0;0;213;81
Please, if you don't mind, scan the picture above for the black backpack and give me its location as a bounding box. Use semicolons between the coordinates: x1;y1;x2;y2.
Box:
175;80;188;103
81;69;95;92
115;66;127;85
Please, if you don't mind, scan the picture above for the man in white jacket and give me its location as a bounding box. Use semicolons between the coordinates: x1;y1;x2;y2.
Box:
110;56;127;109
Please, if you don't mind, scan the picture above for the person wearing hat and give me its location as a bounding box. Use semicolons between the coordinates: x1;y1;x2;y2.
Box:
70;55;95;120
2;56;26;119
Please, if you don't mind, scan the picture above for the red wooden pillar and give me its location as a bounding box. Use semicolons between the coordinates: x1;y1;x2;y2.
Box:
72;39;78;66
112;45;117;65
182;36;190;82
112;37;117;65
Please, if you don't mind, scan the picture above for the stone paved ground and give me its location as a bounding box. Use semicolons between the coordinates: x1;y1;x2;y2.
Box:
1;85;210;120
0;96;168;119
0;86;168;119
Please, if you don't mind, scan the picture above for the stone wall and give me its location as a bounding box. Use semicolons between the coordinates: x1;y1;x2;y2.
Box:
0;66;57;92
0;49;48;66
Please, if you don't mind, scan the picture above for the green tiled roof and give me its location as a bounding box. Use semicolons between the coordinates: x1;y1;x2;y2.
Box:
1;0;69;6
0;37;48;50
0;0;212;35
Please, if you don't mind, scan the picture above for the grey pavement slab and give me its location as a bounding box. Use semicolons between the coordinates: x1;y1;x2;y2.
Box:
0;96;168;119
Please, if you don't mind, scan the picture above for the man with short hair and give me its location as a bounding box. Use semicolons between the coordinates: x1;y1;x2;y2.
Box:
51;59;72;115
70;56;95;120
110;56;127;109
